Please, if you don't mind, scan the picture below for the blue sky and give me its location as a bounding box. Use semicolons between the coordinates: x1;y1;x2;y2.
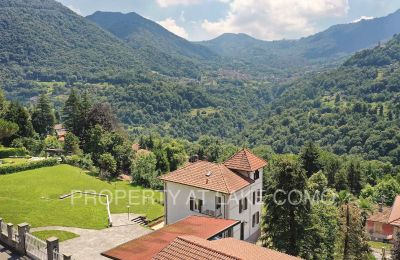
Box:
57;0;400;41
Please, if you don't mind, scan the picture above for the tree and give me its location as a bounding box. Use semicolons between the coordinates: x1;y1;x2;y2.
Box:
346;159;364;196
64;132;81;155
392;231;400;260
0;89;7;117
337;201;370;259
32;94;55;137
87;103;118;132
98;153;117;179
308;171;328;194
63;89;83;137
0;119;19;143
4;102;34;139
261;157;311;256
131;152;161;189
300;141;321;177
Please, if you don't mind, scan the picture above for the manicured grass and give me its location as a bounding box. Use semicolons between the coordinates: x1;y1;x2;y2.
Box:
31;230;79;242
368;241;393;250
0;158;30;166
0;165;163;229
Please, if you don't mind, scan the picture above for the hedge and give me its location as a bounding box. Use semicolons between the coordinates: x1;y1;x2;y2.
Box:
0;158;59;174
0;147;28;158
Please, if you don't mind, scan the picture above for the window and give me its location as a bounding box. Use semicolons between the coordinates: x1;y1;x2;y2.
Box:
216;196;222;210
239;198;248;213
190;197;203;213
253;191;256;205
257;190;261;202
254;170;260;180
252;212;260;227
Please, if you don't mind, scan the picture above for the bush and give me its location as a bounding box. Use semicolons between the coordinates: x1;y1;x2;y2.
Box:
63;154;94;171
0;158;59;174
0;147;28;158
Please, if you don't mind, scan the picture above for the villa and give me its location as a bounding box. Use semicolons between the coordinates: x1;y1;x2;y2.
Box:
159;148;267;241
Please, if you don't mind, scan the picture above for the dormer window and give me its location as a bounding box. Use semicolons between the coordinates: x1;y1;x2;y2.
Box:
254;170;260;180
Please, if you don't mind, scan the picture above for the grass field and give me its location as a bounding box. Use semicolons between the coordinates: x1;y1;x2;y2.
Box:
368;241;393;251
0;165;164;229
31;230;79;242
0;158;30;166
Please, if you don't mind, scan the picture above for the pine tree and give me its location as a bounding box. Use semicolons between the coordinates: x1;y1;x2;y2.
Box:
4;102;34;138
346;159;364;196
32;94;55;137
300;141;321;177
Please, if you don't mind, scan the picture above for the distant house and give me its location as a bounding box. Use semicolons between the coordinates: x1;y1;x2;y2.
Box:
102;215;300;260
159;148;267;242
366;195;400;242
54;124;67;141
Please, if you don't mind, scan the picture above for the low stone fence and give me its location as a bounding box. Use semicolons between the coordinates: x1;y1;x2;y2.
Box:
0;217;72;260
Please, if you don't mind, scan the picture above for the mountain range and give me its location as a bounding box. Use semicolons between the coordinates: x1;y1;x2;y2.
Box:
1;0;400;83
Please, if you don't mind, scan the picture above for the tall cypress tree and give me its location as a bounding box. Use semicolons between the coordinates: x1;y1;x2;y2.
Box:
63;89;83;137
300;141;321;177
32;94;55;137
261;157;311;256
346;159;364;196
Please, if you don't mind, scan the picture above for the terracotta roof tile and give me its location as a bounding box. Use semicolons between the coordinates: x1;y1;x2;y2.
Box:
367;206;392;223
159;161;253;194
102;216;240;260
153;235;301;260
388;195;400;224
223;148;267;172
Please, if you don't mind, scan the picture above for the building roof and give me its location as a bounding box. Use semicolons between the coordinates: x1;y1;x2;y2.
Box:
367;206;392;224
389;195;400;226
153;235;301;260
367;195;400;227
223;148;267;172
102;216;240;260
159;161;253;194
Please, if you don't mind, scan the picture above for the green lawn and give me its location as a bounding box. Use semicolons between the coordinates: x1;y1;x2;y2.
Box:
368;241;393;251
0;158;30;166
31;230;79;242
0;165;164;229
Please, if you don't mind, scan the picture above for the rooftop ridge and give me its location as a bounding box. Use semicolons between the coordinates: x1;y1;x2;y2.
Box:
176;236;239;259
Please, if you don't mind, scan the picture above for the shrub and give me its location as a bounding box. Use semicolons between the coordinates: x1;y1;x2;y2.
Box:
0;158;59;174
0;147;28;158
63;154;94;171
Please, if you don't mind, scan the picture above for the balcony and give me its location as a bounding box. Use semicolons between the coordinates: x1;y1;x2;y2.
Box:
200;208;222;218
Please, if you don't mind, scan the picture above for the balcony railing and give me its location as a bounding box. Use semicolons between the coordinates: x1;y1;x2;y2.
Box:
200;208;222;218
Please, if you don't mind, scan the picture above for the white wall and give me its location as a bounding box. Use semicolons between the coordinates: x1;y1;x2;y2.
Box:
164;182;225;224
164;168;263;241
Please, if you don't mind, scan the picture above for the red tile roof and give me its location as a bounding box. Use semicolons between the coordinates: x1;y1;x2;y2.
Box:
367;195;400;227
159;161;253;194
223;148;267;172
153;235;301;260
102;216;240;260
389;195;400;226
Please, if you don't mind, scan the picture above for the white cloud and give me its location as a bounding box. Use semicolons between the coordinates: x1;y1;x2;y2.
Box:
202;0;350;40
158;18;189;39
157;0;201;8
67;5;82;15
352;16;374;23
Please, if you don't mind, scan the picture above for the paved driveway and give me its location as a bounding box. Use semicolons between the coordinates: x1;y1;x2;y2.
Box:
31;214;153;260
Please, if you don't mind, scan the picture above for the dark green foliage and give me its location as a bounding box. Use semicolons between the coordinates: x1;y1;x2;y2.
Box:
300;142;321;177
64;132;81;155
63;89;84;137
0;158;58;174
86;103;118;132
0;0;142;83
98;153;117;179
0;119;19;142
0;147;27;158
346;159;364;196
131;152;162;189
32;94;55;137
4;102;34;140
62;154;94;171
262;157;311;256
